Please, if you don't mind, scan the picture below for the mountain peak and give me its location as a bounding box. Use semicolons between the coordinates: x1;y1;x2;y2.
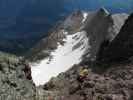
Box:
98;7;109;15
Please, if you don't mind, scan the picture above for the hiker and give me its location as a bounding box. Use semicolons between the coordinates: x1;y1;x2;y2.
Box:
77;67;89;83
24;62;32;80
19;58;32;80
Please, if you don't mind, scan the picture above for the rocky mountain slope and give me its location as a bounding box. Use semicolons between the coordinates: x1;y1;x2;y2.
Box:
36;12;133;100
2;8;133;100
0;52;62;100
40;61;133;100
0;52;36;100
26;8;128;86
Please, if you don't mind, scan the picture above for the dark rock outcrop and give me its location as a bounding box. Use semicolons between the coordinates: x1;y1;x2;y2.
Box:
97;13;133;63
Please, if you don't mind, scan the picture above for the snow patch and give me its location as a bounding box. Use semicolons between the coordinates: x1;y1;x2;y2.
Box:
101;7;109;15
82;12;88;23
31;31;89;86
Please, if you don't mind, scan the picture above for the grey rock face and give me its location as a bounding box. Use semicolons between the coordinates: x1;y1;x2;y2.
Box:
0;53;36;100
83;8;128;61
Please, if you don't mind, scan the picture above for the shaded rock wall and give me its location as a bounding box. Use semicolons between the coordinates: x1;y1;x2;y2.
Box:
97;13;133;63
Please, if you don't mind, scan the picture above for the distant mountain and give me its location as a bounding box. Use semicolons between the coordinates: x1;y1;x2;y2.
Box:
27;8;128;62
0;0;132;55
0;0;66;55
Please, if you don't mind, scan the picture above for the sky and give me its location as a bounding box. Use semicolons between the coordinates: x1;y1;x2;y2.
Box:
0;0;132;17
64;0;133;13
0;0;132;37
